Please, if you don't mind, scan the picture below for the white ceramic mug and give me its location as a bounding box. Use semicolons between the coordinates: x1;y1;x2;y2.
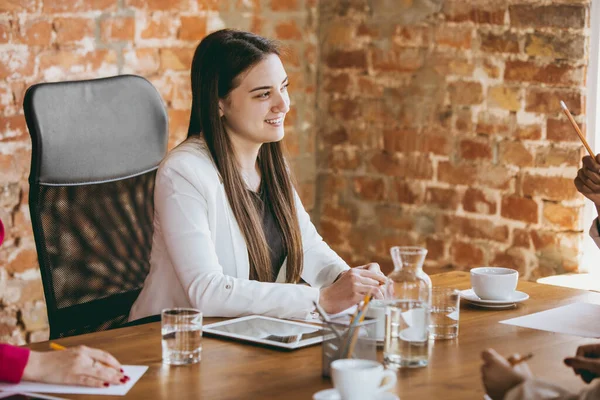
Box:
331;359;397;400
470;267;518;300
365;300;386;340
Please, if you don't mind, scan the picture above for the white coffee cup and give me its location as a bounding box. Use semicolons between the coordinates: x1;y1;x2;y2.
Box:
331;359;397;400
470;267;518;300
365;300;386;340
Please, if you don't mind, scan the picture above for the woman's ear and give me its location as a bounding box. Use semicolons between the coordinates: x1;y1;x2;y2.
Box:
218;99;225;118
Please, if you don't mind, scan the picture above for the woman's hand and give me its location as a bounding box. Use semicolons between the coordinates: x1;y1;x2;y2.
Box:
564;343;600;383
22;346;127;387
575;154;600;209
319;263;386;314
481;348;532;400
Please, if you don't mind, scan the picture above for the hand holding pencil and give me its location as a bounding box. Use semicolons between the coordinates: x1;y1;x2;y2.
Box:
480;348;533;400
22;344;127;388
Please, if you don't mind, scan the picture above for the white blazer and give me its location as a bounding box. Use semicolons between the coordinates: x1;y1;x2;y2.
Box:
129;137;349;321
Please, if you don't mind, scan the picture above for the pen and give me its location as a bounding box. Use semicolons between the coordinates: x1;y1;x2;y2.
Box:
508;353;533;366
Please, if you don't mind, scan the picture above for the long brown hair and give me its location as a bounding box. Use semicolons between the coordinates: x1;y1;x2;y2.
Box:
187;29;303;283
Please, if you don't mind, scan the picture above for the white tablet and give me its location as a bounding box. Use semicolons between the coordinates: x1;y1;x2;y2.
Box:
202;315;324;350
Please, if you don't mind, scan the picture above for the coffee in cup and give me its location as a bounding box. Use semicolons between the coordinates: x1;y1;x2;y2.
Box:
470;267;518;301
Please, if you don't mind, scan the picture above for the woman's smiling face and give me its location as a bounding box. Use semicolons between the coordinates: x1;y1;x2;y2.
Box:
219;53;290;146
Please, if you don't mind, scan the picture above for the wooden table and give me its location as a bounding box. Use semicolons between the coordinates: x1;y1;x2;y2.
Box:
26;271;600;399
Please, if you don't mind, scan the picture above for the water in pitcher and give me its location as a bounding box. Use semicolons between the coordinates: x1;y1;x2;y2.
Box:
384;299;429;369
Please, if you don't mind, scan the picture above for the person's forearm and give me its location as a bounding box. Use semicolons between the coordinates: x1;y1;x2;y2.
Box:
0;344;30;383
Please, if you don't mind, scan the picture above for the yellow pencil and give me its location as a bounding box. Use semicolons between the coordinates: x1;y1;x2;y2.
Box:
50;342;66;351
508;353;533;366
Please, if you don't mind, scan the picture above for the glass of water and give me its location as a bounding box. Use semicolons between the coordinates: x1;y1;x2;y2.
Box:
429;287;460;340
161;308;203;365
384;299;429;369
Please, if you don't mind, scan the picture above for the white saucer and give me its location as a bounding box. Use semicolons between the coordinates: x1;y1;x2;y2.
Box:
459;289;529;307
313;388;399;400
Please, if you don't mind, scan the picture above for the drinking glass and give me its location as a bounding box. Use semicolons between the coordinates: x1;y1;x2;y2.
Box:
429;287;460;340
161;308;203;365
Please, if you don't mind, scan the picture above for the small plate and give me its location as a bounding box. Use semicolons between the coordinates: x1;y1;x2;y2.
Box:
459;289;529;306
313;388;399;400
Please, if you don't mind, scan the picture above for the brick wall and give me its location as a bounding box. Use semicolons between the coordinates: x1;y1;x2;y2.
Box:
315;0;591;276
0;0;318;344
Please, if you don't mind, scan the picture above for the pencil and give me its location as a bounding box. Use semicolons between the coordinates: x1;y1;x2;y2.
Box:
508;352;533;366
345;293;374;358
560;101;594;157
50;342;66;351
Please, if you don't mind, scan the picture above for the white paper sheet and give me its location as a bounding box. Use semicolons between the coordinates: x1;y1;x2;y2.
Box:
0;365;148;396
500;302;600;338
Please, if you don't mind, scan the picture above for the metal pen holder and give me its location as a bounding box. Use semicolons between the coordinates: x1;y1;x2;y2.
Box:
321;318;378;378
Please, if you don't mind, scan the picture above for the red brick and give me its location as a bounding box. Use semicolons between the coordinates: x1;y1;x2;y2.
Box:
271;0;298;11
546;117;586;143
383;128;450;156
490;248;528;274
509;4;587;29
444;215;509;242
438;161;513;190
543;203;579;230
431;52;475;77
393;180;423;205
357;77;384;97
371;48;424;73
126;0;188;11
392;26;430;48
481;57;502;79
515;125;542;140
463;188;497;215
459;138;492;160
521;174;579;201
525;32;585;60
100;17;135;42
6;247;38;274
370;152;433;179
38;50;117;78
449;81;483;105
325;147;361;170
501;196;538;224
479;31;519;54
526;88;583;115
434;25;472;49
15;19;52;46
498;141;533;167
450;241;485;267
167;109;190;147
505;61;584;87
326;50;367;70
512;228;530;249
425;237;445;261
488;86;521;111
535;146;581;168
530;230;557;250
44;0;117;12
275;20;302;40
160;47;194;71
0;114;28;142
322;126;348;146
443;1;506;25
141;15;174;39
328;98;359;120
0;0;36;12
0;20;12;44
323;73;350;94
352;177;385;201
455;109;473;132
425;187;460;210
53;18;95;45
0;149;30;182
324;203;355;225
179;16;207;41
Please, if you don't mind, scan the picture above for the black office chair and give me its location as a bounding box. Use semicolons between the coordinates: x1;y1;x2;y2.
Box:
23;75;168;339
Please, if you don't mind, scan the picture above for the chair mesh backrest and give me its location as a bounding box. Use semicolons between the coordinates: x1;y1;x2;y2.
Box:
24;75;168;338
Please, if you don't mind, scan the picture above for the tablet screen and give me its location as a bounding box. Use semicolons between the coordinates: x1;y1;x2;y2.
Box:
203;316;324;349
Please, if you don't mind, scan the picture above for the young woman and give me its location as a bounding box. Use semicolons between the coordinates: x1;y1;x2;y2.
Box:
129;29;386;321
0;219;126;387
